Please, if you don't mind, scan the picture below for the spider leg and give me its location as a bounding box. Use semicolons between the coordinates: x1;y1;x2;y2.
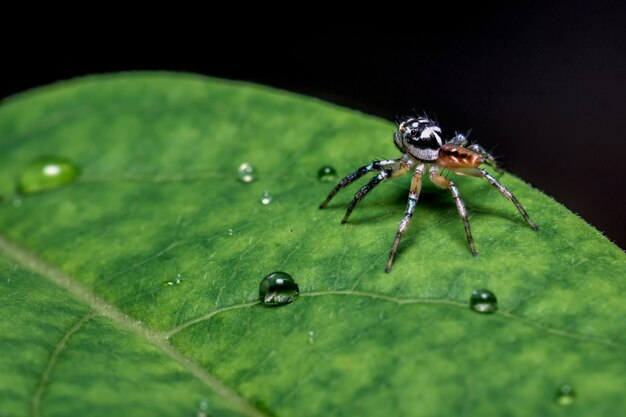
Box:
430;166;478;256
475;168;538;230
341;172;388;223
448;132;469;146
342;159;412;224
319;159;399;209
386;164;425;272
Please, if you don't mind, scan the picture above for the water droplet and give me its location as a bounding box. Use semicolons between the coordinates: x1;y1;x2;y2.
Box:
317;165;337;182
162;274;183;287
555;384;575;406
197;400;209;416
237;163;256;183
259;271;299;306
260;191;272;205
469;289;498;314
228;228;234;236
308;331;315;345
16;156;80;194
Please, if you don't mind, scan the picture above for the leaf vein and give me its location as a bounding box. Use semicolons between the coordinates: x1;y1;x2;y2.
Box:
32;312;95;417
166;290;624;351
0;235;270;417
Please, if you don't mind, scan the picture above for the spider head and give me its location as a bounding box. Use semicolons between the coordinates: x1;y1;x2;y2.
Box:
395;116;442;161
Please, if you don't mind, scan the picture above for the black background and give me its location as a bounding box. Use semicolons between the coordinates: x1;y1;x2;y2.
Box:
2;2;625;248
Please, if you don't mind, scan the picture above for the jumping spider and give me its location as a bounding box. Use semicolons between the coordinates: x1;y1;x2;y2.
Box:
320;115;538;272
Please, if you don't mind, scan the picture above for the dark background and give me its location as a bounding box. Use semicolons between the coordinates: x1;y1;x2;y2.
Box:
1;3;625;248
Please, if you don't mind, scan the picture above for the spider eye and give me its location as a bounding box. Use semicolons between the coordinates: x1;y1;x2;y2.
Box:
410;130;418;137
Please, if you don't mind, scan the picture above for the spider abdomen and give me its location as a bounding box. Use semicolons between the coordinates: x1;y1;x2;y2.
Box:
438;144;484;169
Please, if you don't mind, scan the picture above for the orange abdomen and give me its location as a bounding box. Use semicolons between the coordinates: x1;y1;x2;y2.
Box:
438;144;484;168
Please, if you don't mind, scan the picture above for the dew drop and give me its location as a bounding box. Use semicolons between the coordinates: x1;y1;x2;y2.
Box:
197;400;209;417
16;156;80;194
162;274;183;287
259;271;299;306
228;228;234;236
469;289;498;314
555;384;575;406
237;162;256;183
317;165;337;182
308;331;315;345
260;191;272;205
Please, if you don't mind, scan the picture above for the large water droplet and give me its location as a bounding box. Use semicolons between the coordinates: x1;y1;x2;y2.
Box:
469;289;498;314
555;384;575;406
260;191;272;205
237;163;256;183
317;165;337;182
259;271;299;306
16;156;79;194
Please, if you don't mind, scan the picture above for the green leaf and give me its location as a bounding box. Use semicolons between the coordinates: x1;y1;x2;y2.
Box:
0;73;624;417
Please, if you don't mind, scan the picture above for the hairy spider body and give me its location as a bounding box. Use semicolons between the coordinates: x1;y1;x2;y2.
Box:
320;115;538;272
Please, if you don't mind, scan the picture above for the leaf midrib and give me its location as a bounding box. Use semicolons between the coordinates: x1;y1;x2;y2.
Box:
0;235;270;417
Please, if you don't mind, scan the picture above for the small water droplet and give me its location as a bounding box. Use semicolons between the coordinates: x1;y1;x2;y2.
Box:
12;199;22;208
260;191;272;205
469;289;498;314
237;163;256;183
308;331;315;345
17;156;80;194
162;274;183;287
555;384;575;406
317;165;337;182
228;228;234;236
197;400;209;416
259;271;299;306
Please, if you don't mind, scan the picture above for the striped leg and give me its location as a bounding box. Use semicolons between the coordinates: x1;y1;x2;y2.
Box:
342;171;388;224
341;161;412;224
319;159;399;209
477;168;538;230
430;166;478;256
448;132;469;146
386;164;425;272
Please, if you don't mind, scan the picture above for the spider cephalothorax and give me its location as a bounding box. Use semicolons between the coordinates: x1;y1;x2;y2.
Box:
320;114;538;272
393;116;443;161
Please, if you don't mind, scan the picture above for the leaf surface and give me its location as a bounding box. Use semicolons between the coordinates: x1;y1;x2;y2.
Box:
0;73;624;416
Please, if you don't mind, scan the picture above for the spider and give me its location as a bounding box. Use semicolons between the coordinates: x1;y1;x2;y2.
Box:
319;115;538;272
